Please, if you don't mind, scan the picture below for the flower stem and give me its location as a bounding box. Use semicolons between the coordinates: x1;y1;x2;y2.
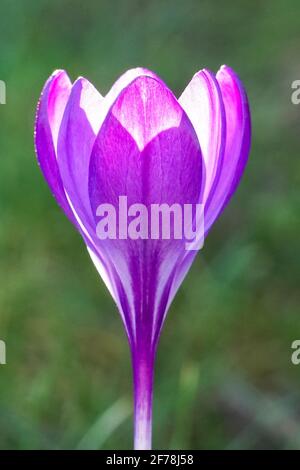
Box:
132;350;155;450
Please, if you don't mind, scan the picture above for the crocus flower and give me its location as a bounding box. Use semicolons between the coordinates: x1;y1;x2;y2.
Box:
34;66;251;449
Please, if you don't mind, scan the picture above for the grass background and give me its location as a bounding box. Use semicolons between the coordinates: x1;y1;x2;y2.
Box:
0;0;300;449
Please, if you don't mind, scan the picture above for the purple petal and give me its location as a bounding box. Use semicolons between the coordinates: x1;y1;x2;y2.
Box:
179;69;226;203
171;68;227;302
205;65;251;233
57;77;103;233
88;75;204;346
110;74;185;149
34;70;75;223
104;67;160;101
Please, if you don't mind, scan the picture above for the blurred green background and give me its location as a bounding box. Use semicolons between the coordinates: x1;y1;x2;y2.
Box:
0;0;299;450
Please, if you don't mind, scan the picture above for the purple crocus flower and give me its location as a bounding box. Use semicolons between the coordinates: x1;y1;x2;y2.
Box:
34;66;250;449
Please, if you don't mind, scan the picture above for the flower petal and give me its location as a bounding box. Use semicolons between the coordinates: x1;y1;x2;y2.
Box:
205;65;251;232
110;74;184;150
57;77;103;232
105;67;160;101
34;70;75;222
88;75;204;346
179;69;226;204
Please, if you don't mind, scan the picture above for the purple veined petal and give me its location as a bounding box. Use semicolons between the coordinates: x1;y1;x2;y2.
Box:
168;68;227;306
88;75;205;347
110;73;184;150
104;67;160;101
57;77;103;233
204;65;251;233
34;70;75;223
179;69;226;205
46;71;72;153
97;68;164;140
